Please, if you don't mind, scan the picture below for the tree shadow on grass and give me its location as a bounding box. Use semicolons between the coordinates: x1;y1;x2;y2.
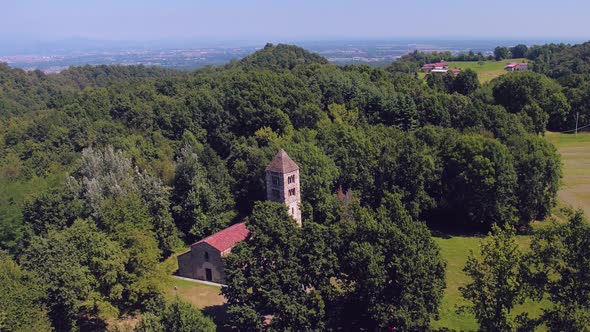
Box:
203;304;234;331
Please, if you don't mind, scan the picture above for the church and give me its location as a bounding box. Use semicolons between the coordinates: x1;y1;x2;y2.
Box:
176;149;301;284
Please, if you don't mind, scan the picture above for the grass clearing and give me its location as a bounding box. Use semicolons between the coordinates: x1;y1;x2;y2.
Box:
166;278;225;309
445;58;527;83
418;58;528;83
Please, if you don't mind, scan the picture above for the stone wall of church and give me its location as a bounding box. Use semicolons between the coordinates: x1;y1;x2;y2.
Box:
177;243;226;284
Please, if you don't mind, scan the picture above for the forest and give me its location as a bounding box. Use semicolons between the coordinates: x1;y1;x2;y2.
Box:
1;41;590;331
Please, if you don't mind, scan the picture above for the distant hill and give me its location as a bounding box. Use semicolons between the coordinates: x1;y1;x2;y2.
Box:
236;43;328;70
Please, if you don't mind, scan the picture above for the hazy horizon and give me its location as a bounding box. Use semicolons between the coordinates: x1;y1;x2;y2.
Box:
2;0;589;43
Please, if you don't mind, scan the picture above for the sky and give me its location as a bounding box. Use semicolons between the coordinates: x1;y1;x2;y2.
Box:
1;0;589;42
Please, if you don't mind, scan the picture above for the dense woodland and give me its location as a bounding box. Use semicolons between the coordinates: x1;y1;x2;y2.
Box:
1;42;590;331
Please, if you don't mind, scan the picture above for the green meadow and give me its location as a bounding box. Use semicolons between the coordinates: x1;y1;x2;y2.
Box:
419;58;528;83
446;58;528;83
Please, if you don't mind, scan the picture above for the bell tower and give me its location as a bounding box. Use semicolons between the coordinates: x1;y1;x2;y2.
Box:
265;149;302;227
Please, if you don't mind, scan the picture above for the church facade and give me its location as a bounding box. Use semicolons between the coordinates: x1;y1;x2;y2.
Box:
176;149;301;284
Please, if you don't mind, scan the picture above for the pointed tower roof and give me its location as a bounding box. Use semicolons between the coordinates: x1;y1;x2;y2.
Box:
266;149;299;173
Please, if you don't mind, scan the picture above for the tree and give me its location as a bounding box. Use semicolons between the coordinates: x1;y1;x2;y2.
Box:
317;122;378;203
506;134;561;226
495;47;511;61
510;44;529;59
135;298;216;332
276;130;340;222
73;146;180;256
22;214;162;331
492;71;565;133
136;170;181;257
528;210;590;330
441;134;518;230
460;224;526;331
427;72;448;92
21;229;94;331
171;145;236;242
223;202;327;331
22;180;87;236
0;252;52;332
336;193;446;330
545;92;571;131
453;69;480;95
372;132;437;218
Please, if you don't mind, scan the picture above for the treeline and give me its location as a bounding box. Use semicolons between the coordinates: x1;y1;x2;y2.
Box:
397;43;567;66
0;42;585;330
527;42;590;129
398;50;491;65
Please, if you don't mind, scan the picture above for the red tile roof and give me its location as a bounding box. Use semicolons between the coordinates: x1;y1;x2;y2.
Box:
266;149;299;173
422;62;447;68
193;222;249;252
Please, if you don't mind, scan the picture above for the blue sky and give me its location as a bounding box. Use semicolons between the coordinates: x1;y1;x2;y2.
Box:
1;0;589;41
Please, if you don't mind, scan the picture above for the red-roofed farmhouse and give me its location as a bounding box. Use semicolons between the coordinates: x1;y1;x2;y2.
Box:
421;61;449;72
505;62;529;71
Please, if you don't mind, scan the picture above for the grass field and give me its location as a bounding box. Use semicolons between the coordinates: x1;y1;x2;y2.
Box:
419;58;528;83
547;131;590;217
447;58;527;83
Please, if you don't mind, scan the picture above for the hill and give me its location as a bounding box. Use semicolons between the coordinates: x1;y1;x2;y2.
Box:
236;43;328;70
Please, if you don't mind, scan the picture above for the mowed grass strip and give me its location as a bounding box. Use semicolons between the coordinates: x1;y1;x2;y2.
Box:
546;131;590;217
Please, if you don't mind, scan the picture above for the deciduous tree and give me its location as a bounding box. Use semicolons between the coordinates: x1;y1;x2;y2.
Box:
460;224;526;331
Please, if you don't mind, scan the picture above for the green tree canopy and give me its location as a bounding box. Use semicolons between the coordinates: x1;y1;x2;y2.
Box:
0;252;52;332
223;201;328;331
460;224;526;331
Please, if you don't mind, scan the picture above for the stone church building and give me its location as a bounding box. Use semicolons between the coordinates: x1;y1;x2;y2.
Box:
176;149;301;284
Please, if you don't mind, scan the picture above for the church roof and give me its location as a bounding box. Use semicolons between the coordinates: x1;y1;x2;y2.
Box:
193;222;249;252
266;149;299;173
